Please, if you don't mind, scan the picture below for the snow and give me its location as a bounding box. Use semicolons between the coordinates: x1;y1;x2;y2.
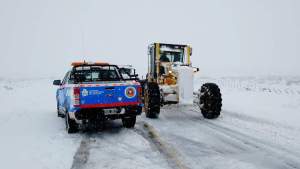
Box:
0;76;300;169
0;79;81;169
83;127;171;169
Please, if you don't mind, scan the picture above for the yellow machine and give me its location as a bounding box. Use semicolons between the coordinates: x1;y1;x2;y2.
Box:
143;43;222;119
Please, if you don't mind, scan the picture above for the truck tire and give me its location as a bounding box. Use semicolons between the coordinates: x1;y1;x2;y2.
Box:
122;116;136;128
57;103;65;118
199;83;222;119
144;82;160;118
65;113;78;133
139;79;146;100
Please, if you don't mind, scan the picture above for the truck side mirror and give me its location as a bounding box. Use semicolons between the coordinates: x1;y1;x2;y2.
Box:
53;80;62;86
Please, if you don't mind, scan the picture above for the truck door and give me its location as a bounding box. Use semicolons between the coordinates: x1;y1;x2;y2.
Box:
57;72;70;111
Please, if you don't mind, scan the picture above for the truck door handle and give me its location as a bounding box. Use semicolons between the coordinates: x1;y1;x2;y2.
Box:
105;87;115;90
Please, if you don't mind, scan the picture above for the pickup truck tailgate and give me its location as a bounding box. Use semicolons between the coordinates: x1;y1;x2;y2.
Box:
78;85;139;108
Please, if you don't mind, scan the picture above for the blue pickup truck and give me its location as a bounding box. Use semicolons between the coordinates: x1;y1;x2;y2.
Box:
53;62;143;133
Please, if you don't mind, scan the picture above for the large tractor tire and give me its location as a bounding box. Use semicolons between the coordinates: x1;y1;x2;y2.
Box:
199;83;222;119
144;82;160;118
138;79;147;100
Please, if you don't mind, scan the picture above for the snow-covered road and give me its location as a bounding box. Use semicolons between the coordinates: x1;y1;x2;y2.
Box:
1;77;300;169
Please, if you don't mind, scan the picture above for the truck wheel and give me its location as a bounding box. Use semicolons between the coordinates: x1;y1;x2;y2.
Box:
57;103;65;118
122;116;136;128
144;82;160;118
139;80;146;100
199;83;222;119
65;113;78;133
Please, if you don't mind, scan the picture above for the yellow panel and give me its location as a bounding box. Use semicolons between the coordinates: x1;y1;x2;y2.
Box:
187;46;191;65
155;43;160;82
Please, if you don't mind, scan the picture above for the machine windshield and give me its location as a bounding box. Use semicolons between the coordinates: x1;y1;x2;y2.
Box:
70;65;121;83
160;51;184;63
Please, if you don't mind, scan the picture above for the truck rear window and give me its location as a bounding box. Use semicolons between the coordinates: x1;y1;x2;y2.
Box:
70;66;121;83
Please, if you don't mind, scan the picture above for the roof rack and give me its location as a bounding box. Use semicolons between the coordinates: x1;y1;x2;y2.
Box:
71;61;109;67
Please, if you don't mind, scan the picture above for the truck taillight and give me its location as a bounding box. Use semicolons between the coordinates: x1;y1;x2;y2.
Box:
137;86;142;103
73;87;80;106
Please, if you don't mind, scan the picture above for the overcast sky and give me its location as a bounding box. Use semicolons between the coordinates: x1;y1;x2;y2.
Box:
0;0;299;79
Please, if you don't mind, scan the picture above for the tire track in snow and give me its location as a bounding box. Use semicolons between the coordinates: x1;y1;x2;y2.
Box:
70;122;187;169
70;134;93;169
185;107;300;169
202;120;300;169
222;110;300;132
135;121;190;169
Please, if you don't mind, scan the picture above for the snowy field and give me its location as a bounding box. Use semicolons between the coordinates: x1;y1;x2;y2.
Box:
0;76;300;169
